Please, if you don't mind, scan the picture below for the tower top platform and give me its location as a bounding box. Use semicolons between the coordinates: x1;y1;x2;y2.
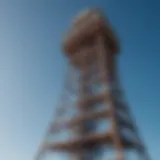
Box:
62;8;120;56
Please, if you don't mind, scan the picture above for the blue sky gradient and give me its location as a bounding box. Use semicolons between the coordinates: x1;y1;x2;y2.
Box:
0;0;160;160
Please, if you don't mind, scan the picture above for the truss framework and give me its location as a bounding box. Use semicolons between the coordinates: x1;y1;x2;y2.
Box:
34;8;151;160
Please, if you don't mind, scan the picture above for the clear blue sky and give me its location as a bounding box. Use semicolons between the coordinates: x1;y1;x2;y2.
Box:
0;0;159;160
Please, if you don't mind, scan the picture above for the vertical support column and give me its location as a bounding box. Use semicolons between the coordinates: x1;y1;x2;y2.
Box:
113;63;151;160
71;50;90;160
96;34;124;160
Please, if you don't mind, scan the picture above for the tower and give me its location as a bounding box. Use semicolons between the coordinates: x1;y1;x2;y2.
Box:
35;8;151;160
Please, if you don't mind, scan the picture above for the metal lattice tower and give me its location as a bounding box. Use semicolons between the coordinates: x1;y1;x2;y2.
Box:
35;8;151;160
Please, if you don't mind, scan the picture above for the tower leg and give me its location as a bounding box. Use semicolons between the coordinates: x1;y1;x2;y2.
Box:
97;34;124;160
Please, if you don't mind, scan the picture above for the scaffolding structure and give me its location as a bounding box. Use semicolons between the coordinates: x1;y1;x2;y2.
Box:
35;8;151;160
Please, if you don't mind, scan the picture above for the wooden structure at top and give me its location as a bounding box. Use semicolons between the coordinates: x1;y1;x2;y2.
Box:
35;8;152;160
